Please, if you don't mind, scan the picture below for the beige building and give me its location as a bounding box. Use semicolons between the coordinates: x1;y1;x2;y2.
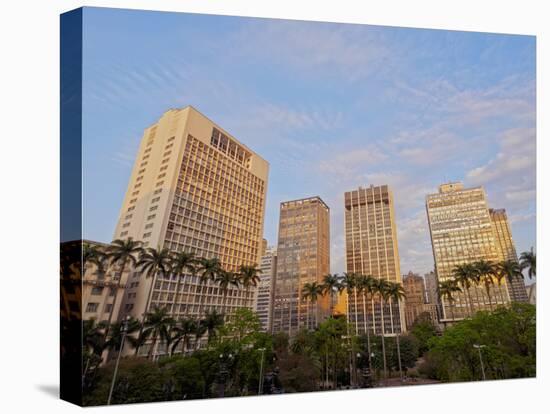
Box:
344;185;405;336
255;246;277;332
490;208;528;302
426;183;510;322
113;107;269;335
272;197;330;335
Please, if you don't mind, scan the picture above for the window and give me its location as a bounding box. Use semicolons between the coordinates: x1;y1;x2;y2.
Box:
127;206;135;212
138;168;146;174
86;303;99;312
157;173;166;179
151;197;160;203
122;222;131;228
168;136;175;142
147;214;156;220
145;223;154;229
104;304;113;313
156;181;164;187
125;214;133;220
143;232;152;238
154;189;162;195
131;191;139;196
129;198;137;204
149;206;158;212
91;287;103;295
124;304;134;311
120;231;128;237
144;148;152;154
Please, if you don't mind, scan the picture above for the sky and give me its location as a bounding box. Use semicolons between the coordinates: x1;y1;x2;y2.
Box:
82;7;536;277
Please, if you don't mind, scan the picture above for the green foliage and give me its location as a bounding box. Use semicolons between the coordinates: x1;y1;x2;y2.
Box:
410;317;438;355
419;303;536;382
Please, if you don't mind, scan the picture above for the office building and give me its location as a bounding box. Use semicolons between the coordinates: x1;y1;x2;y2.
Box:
255;246;277;332
426;183;510;322
402;272;438;329
490;208;528;302
272;197;330;335
113;107;269;338
344;185;405;336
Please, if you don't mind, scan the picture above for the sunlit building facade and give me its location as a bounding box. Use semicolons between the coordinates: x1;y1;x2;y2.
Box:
489;208;528;302
255;246;277;332
344;185;405;336
272;197;330;336
113;107;269;342
426;183;510;322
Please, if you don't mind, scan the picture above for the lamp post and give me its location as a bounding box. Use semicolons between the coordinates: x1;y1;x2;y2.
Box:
473;344;487;380
107;316;130;405
217;352;234;398
257;347;266;395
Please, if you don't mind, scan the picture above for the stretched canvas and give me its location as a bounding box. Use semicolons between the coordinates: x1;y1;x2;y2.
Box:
60;6;536;406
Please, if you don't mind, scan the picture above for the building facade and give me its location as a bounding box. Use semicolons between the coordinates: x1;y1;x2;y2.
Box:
255;246;277;332
113;107;269;338
489;208;528;302
426;183;510;322
424;271;439;306
344;185;405;336
272;197;330;336
402;272;438;329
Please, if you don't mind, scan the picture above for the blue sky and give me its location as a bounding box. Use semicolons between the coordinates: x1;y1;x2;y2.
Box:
82;7;536;276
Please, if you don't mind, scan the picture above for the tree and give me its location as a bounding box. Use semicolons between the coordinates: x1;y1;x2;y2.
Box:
373;278;391;378
438;280;462;322
451;263;476;316
105;238;143;329
136;246;172;320
321;273;341;316
520;248;536;279
215;270;240;316
238;264;261;307
357;274;376;368
385;281;406;379
410;317;438;355
201;309;225;344
496;260;524;302
169;252;196;316
473;260;497;310
301;282;323;330
140;307;175;360
169;318;198;355
342;272;358;334
83;243;106;276
196;258;223;318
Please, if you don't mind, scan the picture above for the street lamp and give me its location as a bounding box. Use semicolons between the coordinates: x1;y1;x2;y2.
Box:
217;352;234;398
473;344;487;380
257;348;266;395
107;316;130;405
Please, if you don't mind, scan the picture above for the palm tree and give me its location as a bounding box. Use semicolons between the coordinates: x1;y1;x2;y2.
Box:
386;282;406;379
83;319;107;378
520;248;536;279
136;246;173;318
170;251;196;316
104;317;141;353
140;307;175;359
321;273;341;316
215;270;240;315
201;309;225;344
497;260;524;302
474;260;497;310
238;264;261;308
342;272;358;334
451;263;476;316
357;274;376;369
83;242;106;276
104;238;143;328
301;282;323;330
373;278;391;378
196;258;223;319
169;318;198;355
438;279;462;322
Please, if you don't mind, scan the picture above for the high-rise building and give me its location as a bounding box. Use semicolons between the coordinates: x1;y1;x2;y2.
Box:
489;208;528;302
344;185;405;336
255;246;277;332
424;270;438;305
426;183;510;322
402;272;438;329
113;107;269;333
272;196;330;336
